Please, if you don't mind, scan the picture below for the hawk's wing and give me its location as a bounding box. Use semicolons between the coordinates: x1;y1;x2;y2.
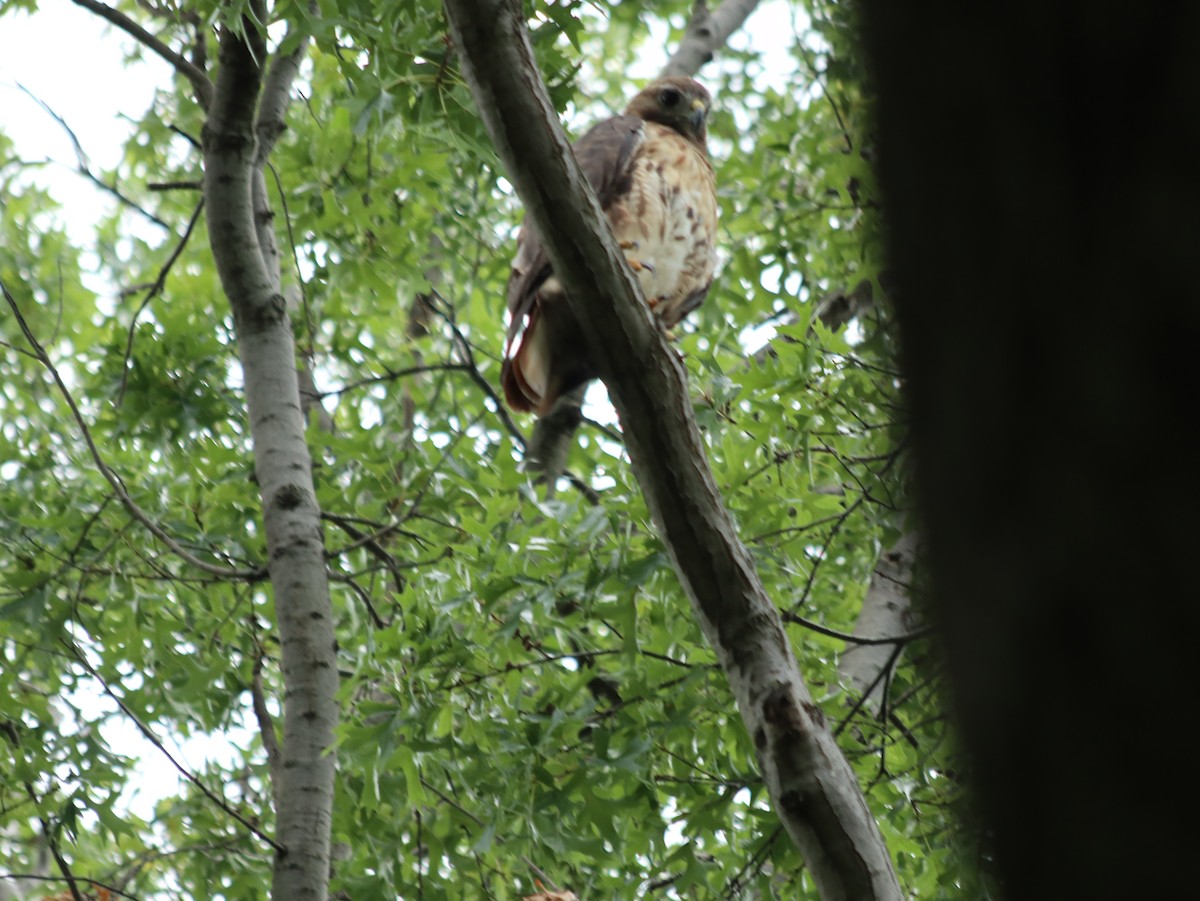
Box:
502;98;718;414
504;114;646;352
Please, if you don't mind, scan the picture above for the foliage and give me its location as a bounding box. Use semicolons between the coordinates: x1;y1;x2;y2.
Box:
0;0;988;898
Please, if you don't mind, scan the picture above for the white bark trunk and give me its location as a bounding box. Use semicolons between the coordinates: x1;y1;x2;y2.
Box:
201;18;336;901
838;532;920;715
660;0;766;78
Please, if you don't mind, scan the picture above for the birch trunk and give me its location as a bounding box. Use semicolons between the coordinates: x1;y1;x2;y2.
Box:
201;18;336;901
837;532;919;716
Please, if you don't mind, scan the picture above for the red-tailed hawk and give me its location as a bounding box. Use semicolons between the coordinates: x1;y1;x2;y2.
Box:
501;77;719;414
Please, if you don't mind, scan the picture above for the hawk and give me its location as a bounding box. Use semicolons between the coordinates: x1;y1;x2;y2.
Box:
501;76;719;414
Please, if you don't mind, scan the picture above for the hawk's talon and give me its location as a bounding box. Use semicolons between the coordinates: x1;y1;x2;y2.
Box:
621;241;654;273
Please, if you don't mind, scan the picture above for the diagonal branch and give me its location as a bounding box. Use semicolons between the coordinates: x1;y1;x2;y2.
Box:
526;0;764;491
441;2;902;897
16;84;171;230
117;199;206;403
255;12;314;164
70;0;214;109
66;640;285;852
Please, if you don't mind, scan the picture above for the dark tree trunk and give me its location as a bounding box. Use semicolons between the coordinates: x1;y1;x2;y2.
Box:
860;3;1200;897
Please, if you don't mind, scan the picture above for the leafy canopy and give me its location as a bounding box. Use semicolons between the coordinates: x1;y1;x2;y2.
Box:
0;0;987;897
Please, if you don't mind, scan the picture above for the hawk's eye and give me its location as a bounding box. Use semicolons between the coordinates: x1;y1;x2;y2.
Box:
659;87;682;108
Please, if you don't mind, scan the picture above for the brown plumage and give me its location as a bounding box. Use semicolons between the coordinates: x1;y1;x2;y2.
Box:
501;76;719;414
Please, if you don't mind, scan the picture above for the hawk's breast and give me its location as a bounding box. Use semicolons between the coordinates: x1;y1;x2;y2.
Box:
608;123;717;326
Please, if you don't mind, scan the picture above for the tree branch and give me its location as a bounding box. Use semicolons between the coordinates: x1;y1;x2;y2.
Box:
255;13;313;165
16;84;171;230
0;874;135;901
837;532;921;717
117;199;206;404
66;640;284;852
70;0;214;108
32;799;84;901
441;2;901;898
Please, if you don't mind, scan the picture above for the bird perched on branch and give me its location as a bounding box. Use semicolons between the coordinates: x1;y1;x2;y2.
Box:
501;76;719;414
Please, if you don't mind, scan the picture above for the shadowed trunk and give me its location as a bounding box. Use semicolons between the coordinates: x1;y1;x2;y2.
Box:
861;2;1200;896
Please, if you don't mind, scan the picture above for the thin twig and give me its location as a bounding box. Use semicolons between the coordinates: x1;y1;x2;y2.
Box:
16;84;171;230
521;857;562;892
781;608;932;646
426;290;530;451
117;199;206;403
720;825;784;899
266;160;316;358
66;640;285;852
34;804;84;901
323;514;409;593
319;362;474;399
3;729;86;901
0;873;137;901
3;278;263;581
833;642;904;739
330;572;387;629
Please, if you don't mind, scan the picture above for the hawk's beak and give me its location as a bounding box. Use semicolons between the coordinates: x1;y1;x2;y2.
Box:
689;98;707;132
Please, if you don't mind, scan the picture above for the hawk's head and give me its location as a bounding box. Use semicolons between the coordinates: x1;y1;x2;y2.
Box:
624;76;712;148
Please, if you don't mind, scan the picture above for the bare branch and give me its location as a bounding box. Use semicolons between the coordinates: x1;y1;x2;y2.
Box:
16;84;171;230
255;11;315;164
838;532;922;716
424;290;529;451
319;361;474;399
781;608;931;647
34;802;84;901
0;874;136;901
70;0;214;108
117;199;206;404
423;291;600;501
